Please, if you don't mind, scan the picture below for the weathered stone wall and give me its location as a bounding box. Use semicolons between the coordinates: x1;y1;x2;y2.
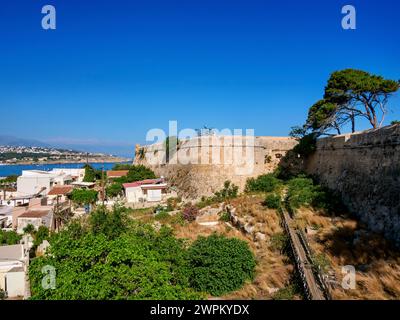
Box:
306;124;400;246
135;136;298;199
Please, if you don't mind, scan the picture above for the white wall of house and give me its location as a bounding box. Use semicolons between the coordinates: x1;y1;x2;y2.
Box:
17;176;53;197
17;170;74;197
4;270;25;297
125;186;144;203
146;189;162;202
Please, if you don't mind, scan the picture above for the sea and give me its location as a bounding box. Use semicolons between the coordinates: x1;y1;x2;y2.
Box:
0;162;130;177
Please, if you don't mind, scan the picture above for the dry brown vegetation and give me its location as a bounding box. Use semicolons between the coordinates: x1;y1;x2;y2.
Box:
129;195;296;300
296;207;400;300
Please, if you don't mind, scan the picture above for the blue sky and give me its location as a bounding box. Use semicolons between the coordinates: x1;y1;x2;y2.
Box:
0;0;399;156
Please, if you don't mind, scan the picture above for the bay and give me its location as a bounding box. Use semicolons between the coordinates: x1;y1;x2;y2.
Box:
0;162;130;177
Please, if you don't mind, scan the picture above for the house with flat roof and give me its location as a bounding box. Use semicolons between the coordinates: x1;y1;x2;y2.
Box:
123;179;167;203
16;170;73;198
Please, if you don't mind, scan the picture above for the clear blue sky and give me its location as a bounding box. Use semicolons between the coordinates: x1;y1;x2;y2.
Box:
0;0;399;156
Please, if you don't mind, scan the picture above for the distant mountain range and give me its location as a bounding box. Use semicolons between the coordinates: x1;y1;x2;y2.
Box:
0;135;50;148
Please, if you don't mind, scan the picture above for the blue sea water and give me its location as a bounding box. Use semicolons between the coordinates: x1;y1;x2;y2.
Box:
0;162;130;177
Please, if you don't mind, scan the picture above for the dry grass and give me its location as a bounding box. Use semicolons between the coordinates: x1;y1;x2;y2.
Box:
296;207;400;300
137;195;296;300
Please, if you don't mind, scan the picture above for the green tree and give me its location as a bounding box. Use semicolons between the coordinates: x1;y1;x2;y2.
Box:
70;188;98;206
83;164;96;182
112;164;133;170
127;165;156;182
245;174;282;193
89;205;128;240
29;214;203;300
324;69;399;129
23;224;35;235
106;183;123;198
214;181;239;201
33;226;49;248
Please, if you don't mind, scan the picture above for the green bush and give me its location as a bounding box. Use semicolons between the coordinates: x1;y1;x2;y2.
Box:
263;194;281;209
214;181;239;201
219;211;231;222
187;234;256;296
106;183;123;198
286;175;345;213
155;210;170;221
0;230;22;245
245;174;282;193
33;226;49;247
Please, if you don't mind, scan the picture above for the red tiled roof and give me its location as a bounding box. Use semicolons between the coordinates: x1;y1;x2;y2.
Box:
48;185;74;196
106;170;129;178
18;210;51;218
123;179;163;189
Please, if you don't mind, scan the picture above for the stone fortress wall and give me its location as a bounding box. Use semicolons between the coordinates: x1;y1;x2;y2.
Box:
134;124;400;245
134;135;298;198
305;124;400;246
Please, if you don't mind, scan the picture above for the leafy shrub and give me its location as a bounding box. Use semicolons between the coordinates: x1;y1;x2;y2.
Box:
0;288;6;300
187;234;256;296
106;183;123;198
214;181;239;201
286;175;323;209
263;194;281;209
245;174;282;193
33;226;49;247
0;230;22;245
167;197;182;211
155;210;170;221
219;211;231;222
197;196;216;209
182;204;199;222
286;175;345;213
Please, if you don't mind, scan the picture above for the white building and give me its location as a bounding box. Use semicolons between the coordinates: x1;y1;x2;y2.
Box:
123;179;167;203
17;169;73;197
51;168;85;182
0;244;28;299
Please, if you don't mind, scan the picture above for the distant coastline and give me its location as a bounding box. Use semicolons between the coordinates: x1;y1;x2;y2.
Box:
0;156;130;166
